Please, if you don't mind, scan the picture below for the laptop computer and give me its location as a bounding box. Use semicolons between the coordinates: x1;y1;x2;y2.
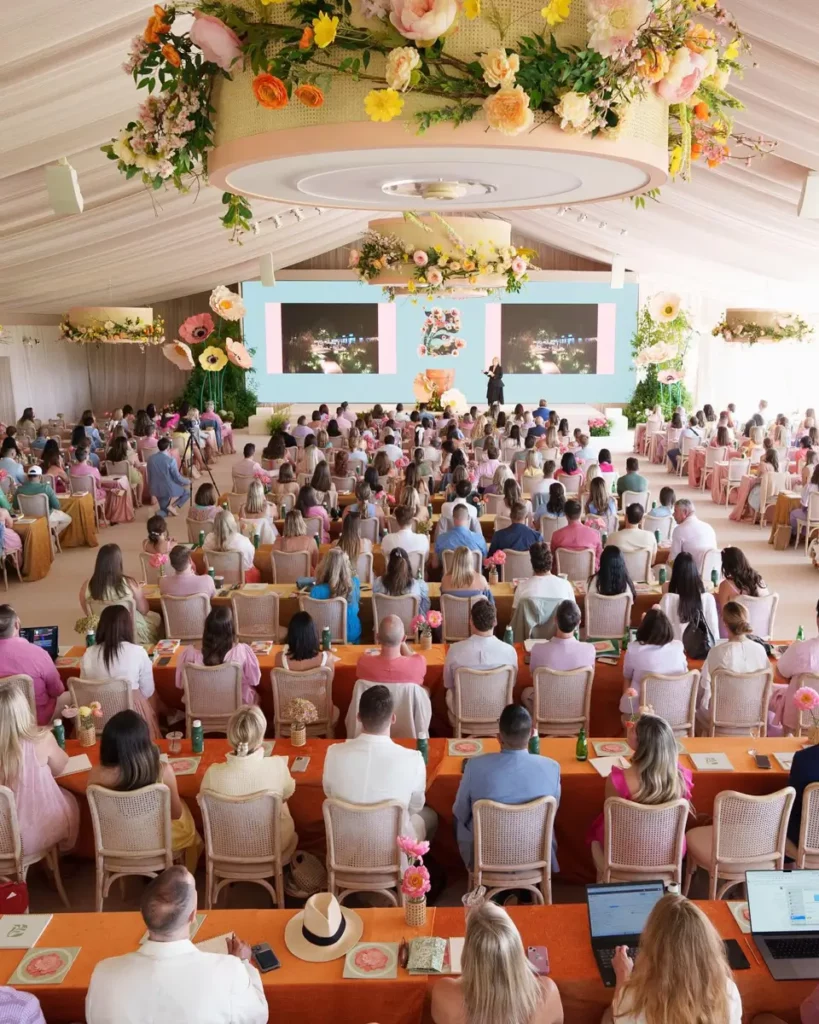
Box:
19;625;59;662
747;869;819;979
586;880;665;987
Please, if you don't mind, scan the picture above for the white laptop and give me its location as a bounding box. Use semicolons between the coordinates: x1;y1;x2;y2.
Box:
747;869;819;979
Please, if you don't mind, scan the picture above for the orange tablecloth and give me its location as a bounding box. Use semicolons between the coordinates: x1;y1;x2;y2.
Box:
11;515;53;581
769;492;803;543
57;493;98;548
633;423;645;453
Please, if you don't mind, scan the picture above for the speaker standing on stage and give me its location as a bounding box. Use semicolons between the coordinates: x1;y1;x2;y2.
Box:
485;357;504;405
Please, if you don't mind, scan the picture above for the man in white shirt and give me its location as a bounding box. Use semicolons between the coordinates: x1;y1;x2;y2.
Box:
86;866;267;1024
381;505;430;559
443;599;518;691
605;502;657;562
393;403;410;423
440;480;479;524
669;498;717;568
322;685;437;840
378;434;403;463
512;543;574;608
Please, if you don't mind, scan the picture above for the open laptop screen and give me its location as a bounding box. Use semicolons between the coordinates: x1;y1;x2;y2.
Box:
19;625;59;661
748;870;819;933
586;881;665;939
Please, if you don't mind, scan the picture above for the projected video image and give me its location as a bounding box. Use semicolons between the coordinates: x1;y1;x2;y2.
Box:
501;304;598;374
281;304;379;374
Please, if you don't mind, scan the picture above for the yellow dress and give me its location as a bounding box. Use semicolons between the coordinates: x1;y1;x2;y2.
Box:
171;801;203;873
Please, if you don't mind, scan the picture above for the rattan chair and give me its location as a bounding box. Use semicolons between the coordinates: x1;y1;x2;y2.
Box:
758;471;788;526
733;593;779;640
483;494;506;516
584;591;633;641
345;679;431;739
706;667;773;737
355;552;374;585
592;798;689;885
538;516;568;545
277;492;296;514
530;667;593;737
358;517;380;544
721;458;749;504
676;434;697;477
186;518;215;544
230;591;283;643
794;673;819;737
619;490;650;514
298;595;348;644
323;798;404;906
86;595;137;633
224;492;247;516
683;787;795;899
231;472;256;495
160;593;211;644
68;676;133;733
640;671;700;738
182;662;243;737
441;549;483;575
372;593;420;636
620;548;652;584
700;446;726;491
787;782;819;867
472;797;557;904
87;783;174;911
642;513;673;542
68;473;106;527
203;550;245;585
271;548;311;583
499;549;533;582
198;791;296;909
0;674;37;719
331;476;356;492
554;547;595;582
17;491;62;554
560;474;582;497
138;551;167;585
0;543;23;592
448;665;516;737
0;785;70;907
796;492;819;553
698;548;722;587
270;666;336;738
440;594;482;642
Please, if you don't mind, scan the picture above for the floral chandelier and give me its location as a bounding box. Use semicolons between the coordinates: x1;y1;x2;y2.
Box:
712;310;814;346
104;0;764;238
60;307;165;346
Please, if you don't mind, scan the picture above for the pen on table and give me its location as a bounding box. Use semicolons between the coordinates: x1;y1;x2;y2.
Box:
744;936;762;967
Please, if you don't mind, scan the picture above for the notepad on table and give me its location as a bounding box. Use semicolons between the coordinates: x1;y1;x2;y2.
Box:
242;583;269;592
57;754;92;778
447;938;464;975
589;756;631;778
689;752;734;771
251;641;273;655
773;751;796;771
0;915;53;949
154;639;180;655
408;937;447;975
592;741;630;757
196;932;232;955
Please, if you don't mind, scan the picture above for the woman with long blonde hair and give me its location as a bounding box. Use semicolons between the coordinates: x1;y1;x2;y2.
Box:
0;683;79;860
431;901;563;1024
309;547;362;642
203;508;260;579
238;479;279;546
610;894;740;1024
491;462;514;495
335;510;372;563
272;508;318;570
441;546;492;600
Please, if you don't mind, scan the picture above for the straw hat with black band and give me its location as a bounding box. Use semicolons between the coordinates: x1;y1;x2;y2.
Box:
284;892;363;963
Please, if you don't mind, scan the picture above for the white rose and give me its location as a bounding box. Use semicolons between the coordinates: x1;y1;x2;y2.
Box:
386;46;421;93
480;48;520;88
555;90;592;131
111;131;136;164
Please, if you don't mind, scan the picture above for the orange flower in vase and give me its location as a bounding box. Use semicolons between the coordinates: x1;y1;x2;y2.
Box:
253;74;289;110
294;84;324;108
144;5;171;43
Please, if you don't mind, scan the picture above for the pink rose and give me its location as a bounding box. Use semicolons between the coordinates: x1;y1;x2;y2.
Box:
625;687;638;698
656;48;707;103
389;0;458;41
397;834;431;859
189;13;243;71
348;249;361;267
413;250;429;266
511;256;527;277
426;610;442;628
426;267;443;287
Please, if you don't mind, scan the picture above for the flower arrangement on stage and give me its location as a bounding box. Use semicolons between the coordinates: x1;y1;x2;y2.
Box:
105;0;760;237
60;313;165;347
712;313;813;346
419;308;465;358
588;416;612;437
624;292;692;427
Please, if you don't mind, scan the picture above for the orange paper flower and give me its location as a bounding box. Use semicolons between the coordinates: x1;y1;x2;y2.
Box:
685;22;715;53
144;5;171;43
299;26;314;49
161;43;181;67
294;84;324;108
225;338;254;369
253;73;289;109
693;101;709;120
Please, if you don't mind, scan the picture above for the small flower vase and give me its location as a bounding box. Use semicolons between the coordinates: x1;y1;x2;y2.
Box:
420;630;432;651
78;724;96;748
488;568;499;586
405;895;427;927
159;565;165;577
291;722;307;747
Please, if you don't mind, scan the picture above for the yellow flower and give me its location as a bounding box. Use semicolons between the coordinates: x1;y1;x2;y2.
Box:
463;0;480;18
541;0;570;27
312;11;339;48
199;346;228;372
723;39;739;61
407;280;416;293
669;144;682;177
364;88;404;121
260;0;288;4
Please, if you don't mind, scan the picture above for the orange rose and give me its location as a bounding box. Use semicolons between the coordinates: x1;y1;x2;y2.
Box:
144;6;171;44
294;84;324;108
636;48;669;83
299;26;314;50
161;43;181;67
685;23;715;54
693;101;709;120
691;142;703;159
252;73;289;110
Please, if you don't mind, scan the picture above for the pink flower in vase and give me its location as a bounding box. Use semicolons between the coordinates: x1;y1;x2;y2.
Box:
149;552;169;569
492;550;507;564
401;864;431;898
409;614;427;634
397;834;431;859
426;610;442;629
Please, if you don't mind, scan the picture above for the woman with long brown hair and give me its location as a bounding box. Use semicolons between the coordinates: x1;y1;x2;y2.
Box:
373;546;429;614
80;543;162;645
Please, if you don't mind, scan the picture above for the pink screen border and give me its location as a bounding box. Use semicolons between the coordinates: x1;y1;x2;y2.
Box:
265;302;397;374
484;302;616;374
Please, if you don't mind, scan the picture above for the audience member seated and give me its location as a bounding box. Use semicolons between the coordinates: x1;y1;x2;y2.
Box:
620;608;686;716
453;704;560;868
381;504;429;560
176;606;261;706
550;500;602;570
238;442;267;479
606;503;657;563
715;546;769;637
80;543;162;645
779;599;819;734
88;711;201;871
488;500;543;557
142;515;172;555
146;438;189;518
0;603;67;724
322;684;437;840
434;504;488;567
274;611;334;672
537;483;566;526
187;482;220;523
597;448;614;474
295;485;331;544
0;682;79;861
202;705;296;851
237;480;279;547
787;716;819;857
522;600;595;713
791;464;819;537
356;614;427;685
584;477;618;535
441;479;479;523
270;462;300;499
343;480;383;525
41;445;70;493
373;548;430;615
309;548;362;643
556;451;582;481
651;485;676;518
669;498;717;567
573;433;595;462
107;435;144;505
334;510;372;564
606;894;740;1024
273;509;319;572
588;713;693;856
0;437;26;484
0;988;46;1024
616;457;648;497
667;416;701;471
659;551;719;645
15;465;72;535
85;865;266;1024
588;546;635;599
81;605;160;738
440;545;493;603
512;543;575;608
203;510;261;582
698;601;770;725
159;545;216;599
501;479;533;520
443;599;516;691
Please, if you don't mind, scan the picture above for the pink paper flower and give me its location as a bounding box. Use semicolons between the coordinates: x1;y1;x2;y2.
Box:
426;610;442;628
189;12;243;71
510;256;527;278
425;267;444;288
397;834;431;859
625;687;638;698
390;0;458;41
163;341;195;371
657;47;708;103
413;250;429;266
348;249;361;268
178;313;214;345
226;338;254;370
794;687;819;711
493;550;507;564
149;552;169;569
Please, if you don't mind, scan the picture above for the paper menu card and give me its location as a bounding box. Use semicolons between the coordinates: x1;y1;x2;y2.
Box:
343;942;399;979
447;937;465;976
57;754;92;778
773;752;796;771
7;947;80;985
589;756;630;778
0;915;52;949
251;641;273;655
196;932;232;955
592;741;631;757
689;753;734;771
447;739;484;757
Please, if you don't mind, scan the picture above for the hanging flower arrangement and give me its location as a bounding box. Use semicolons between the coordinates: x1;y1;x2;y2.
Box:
711;313;813;345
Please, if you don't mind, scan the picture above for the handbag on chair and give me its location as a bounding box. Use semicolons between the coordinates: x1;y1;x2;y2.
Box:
0;881;29;914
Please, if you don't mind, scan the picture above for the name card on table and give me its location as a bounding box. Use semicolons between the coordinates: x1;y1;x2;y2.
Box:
689;752;734;771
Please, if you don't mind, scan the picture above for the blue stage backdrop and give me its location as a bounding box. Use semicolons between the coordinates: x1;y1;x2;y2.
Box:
243;279;638;406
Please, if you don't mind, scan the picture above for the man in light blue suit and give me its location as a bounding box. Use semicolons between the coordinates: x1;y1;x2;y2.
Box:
453;703;561;871
146;438;189;518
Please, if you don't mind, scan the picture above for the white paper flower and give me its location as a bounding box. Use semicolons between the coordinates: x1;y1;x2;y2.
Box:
648;292;681;323
209;285;246;321
480;48;520;89
440;387;467;412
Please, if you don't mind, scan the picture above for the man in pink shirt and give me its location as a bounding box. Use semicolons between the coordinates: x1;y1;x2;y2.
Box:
0;604;67;725
550;499;603;570
779;601;819;732
522;600;595;714
71;446;106;500
355;616;427;685
158;546;217;599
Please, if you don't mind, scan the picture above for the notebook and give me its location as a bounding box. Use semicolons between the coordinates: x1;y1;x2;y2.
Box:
689;752;734;771
195;932;232;955
589;756;631;778
57;754;92;777
250;641;273;655
153;639;180;654
0;915;52;949
773;751;796;771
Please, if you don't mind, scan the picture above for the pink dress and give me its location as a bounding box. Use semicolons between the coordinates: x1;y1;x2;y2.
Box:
175;644;261;705
14;741;79;858
587;765;694;848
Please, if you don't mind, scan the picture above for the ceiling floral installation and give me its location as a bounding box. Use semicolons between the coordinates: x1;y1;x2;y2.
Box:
712;312;814;346
105;0;762;238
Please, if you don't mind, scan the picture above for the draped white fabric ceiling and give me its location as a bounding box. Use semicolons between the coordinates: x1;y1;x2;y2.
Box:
1;0;817;316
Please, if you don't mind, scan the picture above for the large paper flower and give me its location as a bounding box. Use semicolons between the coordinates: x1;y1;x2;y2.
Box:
649;292;681;323
163;342;195;370
483;85;534;136
179;313;214;344
188;12;242;69
587;0;652;58
389;0;458;42
199;346;228;372
657;369;683;384
209;286;246;321
226;338;253;369
656;47;707;103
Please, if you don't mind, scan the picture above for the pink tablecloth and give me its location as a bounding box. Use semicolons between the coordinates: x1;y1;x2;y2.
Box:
100;477;135;524
634;424;646;454
688;447;707;487
729;475;760;523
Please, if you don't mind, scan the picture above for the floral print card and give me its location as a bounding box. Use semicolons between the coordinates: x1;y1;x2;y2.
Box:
168;756;201;776
343;943;398;980
447;739;484;757
8;947;80;986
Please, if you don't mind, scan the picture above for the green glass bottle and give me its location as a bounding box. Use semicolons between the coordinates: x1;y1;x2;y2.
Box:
528;734;541;755
654;530;661;543
416;563;423;581
191;719;204;754
85;630;96;648
710;568;719;588
601;533;608;546
797;625;806;642
621;630;629;652
52;719;65;750
417;737;429;764
253;533;260;550
576;726;588;762
658;566;667;585
651;501;657;509
321;626;332;652
198;530;205;549
503;625;514;645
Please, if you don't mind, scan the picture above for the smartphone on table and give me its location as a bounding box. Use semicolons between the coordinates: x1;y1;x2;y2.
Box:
251;943;281;972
